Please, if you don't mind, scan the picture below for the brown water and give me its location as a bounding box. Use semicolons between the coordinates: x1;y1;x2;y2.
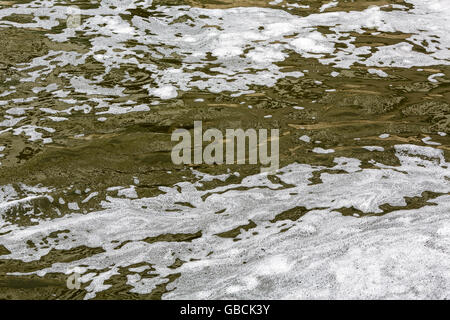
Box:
0;0;449;299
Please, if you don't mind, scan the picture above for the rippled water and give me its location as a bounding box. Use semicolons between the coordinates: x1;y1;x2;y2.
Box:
0;0;449;299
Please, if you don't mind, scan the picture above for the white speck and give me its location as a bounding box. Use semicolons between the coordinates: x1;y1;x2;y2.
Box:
118;186;138;199
368;68;388;77
422;136;441;146
362;146;385;152
299;135;311;143
313;147;335;154
150;85;178;100
254;255;294;275
82;192;99;204
291;33;334;54
48;116;68;122
428;73;444;83
68;202;80;210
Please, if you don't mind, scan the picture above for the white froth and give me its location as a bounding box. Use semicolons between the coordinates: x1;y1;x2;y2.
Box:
363;146;385;152
299;135;311;143
320;1;339;13
1;144;448;299
150;85;178;100
2;0;450;142
313;147;335;154
368;68;389;77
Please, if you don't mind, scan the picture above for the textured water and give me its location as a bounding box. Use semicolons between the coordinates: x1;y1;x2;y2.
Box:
0;0;449;299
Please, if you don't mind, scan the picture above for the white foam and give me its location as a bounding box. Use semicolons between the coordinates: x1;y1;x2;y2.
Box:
313;147;335;154
368;68;388;78
299;135;311;143
422;136;441;146
428;73;445;83
362;146;385;152
1;144;448;299
320;1;338;13
2;0;450;144
150;85;178;100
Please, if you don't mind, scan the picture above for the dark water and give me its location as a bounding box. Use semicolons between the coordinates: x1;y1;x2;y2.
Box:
0;0;449;299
